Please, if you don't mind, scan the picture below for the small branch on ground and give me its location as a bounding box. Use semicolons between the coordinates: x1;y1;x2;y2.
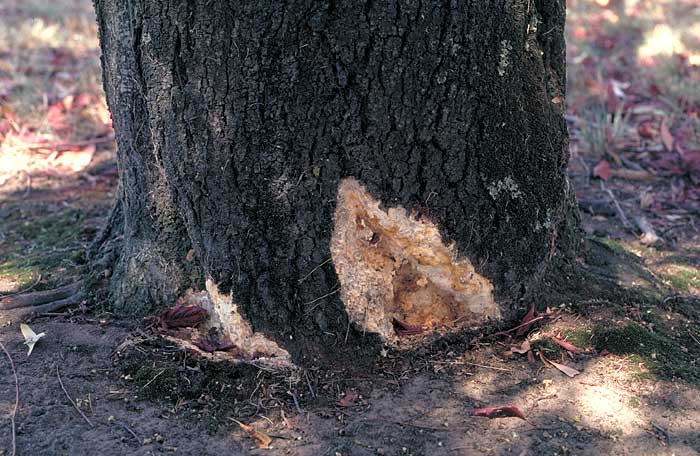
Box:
56;366;94;427
0;340;18;456
601;182;632;229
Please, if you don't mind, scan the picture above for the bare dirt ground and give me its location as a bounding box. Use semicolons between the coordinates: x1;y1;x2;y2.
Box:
1;0;700;455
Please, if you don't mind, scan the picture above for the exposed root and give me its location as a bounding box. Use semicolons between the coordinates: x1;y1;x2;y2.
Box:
0;281;85;324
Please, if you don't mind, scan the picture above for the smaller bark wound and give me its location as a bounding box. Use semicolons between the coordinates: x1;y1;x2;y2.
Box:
199;280;291;361
331;178;499;341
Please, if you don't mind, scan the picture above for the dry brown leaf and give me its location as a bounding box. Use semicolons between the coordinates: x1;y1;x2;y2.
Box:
233;420;272;449
609;168;655;181
539;352;581;377
338;390;360;407
158;304;208;329
660;119;674;152
550;336;581;353
527;350;535;364
593;160;611;180
470;405;527;421
511;340;531;354
515;303;536;337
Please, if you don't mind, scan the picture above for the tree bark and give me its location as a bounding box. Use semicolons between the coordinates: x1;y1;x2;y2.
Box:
93;0;578;362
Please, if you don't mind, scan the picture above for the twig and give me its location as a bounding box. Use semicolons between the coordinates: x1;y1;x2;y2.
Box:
687;330;700;348
303;288;339;314
117;421;140;446
140;369;165;390
304;370;316;399
601;182;632;228
287;391;303;415
56;366;94;427
0;341;18;456
492;315;548;337
298;258;331;283
461;361;512;372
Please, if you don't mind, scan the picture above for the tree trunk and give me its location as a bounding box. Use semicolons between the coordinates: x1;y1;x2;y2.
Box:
93;0;578;363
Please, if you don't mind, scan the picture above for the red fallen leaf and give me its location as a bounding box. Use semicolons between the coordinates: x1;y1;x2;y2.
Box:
158;304;208;329
193;328;238;353
515;303;536;337
338;390;360;407
605;82;618;112
550;336;581;353
593;159;611;181
74;92;91;108
637;121;658;139
599;349;611;356
660;119;674;152
649;83;662;97
392;318;424;336
527;350;535;364
470;405;526;421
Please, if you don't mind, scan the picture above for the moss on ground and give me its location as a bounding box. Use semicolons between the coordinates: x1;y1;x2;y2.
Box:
592;323;700;384
662;266;700;293
0;203;100;291
558;327;594;349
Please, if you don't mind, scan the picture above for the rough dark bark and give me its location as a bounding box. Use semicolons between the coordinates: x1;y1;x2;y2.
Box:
93;0;578;362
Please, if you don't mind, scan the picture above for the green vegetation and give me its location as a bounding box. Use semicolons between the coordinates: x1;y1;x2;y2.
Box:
592;323;700;384
663;266;700;293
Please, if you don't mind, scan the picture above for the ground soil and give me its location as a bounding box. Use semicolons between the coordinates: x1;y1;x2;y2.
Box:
1;312;699;455
1;0;700;455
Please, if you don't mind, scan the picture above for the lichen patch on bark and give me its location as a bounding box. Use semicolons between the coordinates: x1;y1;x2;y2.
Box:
331;178;499;342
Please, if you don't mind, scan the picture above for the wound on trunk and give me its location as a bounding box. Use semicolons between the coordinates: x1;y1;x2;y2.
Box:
331;178;499;341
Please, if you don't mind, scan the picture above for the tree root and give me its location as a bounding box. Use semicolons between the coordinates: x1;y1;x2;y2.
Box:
0;281;85;324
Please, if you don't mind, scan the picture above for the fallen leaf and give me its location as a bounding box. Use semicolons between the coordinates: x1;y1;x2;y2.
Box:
609;168;655;181
392;318;424;336
20;323;46;357
550;336;581;353
232;420;272;449
193;328;238;353
515;303;536;337
539;352;581;377
511;340;531;354
660;119;674;152
593;160;611;181
51;145;95;172
338;390;360;407
158;304;208;329
470;405;527;421
599;349;611;356
527;350;535;364
637;121;658;139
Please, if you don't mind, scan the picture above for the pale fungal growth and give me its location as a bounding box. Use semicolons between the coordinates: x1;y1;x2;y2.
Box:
487;176;522;200
498;40;512;76
331;178;499;342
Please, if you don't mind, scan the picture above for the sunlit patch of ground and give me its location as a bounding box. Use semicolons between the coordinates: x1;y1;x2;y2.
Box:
567;0;700;235
0;0;116;294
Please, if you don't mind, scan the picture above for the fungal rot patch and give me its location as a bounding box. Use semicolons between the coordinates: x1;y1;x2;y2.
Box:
330;178;499;341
